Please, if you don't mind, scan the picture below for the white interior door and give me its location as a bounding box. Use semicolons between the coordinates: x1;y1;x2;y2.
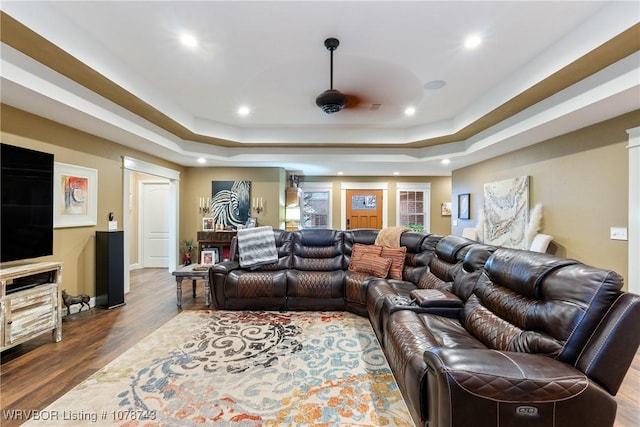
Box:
141;182;170;268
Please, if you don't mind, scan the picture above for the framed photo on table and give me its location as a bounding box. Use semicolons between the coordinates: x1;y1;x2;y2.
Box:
202;217;214;230
201;248;219;265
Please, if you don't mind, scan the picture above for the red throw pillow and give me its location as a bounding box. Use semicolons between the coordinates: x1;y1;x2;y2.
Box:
348;243;383;272
380;246;407;280
350;253;393;278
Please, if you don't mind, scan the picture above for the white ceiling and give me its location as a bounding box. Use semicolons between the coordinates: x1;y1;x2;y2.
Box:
1;1;639;176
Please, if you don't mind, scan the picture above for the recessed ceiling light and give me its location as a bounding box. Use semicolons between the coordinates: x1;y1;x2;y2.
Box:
337;171;344;175
197;158;206;164
441;159;451;165
237;106;251;116
464;34;482;49
404;107;416;116
393;171;400;176
424;80;446;90
180;33;198;48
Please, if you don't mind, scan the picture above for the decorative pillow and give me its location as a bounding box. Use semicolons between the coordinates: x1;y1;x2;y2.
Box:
348;243;383;272
380;246;407;280
349;254;392;278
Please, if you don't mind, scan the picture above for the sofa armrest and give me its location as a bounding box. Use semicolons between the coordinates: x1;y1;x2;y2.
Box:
424;348;588;402
211;260;240;274
410;288;463;308
575;292;640;395
422;348;616;427
209;261;241;309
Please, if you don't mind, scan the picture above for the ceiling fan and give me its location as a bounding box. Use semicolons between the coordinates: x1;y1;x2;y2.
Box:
315;38;356;114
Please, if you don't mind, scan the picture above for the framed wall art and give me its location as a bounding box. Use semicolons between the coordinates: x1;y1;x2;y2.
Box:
53;162;98;228
441;202;452;216
483;176;530;249
211;180;251;229
458;193;470;220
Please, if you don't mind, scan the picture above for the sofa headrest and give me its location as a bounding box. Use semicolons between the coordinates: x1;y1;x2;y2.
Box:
399;231;428;253
435;235;476;264
345;228;379;246
484;248;578;298
420;234;442;253
294;229;343;246
462;244;498;272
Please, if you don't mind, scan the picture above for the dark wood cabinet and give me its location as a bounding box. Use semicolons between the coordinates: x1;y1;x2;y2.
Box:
95;231;125;309
197;231;237;262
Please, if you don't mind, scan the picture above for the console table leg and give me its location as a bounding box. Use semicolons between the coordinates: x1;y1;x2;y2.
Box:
176;278;183;308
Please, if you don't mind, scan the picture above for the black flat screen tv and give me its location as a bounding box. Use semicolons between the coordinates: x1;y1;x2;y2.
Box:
1;143;54;263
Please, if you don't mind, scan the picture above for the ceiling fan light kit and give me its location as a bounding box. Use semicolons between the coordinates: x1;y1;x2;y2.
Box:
316;37;347;114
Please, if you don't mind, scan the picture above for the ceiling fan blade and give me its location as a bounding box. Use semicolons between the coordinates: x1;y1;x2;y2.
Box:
344;94;363;109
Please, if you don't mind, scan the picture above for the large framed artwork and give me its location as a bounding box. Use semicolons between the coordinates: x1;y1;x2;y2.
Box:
53;162;98;228
483;176;529;249
211;181;251;229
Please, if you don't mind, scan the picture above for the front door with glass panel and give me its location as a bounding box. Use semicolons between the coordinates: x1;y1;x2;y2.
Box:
345;189;383;229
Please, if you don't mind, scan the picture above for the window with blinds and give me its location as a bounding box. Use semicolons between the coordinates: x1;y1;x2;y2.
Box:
302;190;330;228
396;182;431;232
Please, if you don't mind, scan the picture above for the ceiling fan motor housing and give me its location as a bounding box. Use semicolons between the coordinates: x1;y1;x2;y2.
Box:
316;89;347;114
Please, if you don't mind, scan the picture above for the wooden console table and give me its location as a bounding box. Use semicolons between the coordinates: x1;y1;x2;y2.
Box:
197;231;237;262
171;264;210;308
0;262;63;351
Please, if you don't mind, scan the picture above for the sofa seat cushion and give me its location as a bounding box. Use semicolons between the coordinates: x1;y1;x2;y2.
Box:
286;270;345;298
344;270;378;305
224;270;287;298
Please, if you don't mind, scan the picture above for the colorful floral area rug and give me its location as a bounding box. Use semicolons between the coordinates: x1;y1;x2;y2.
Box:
26;311;414;426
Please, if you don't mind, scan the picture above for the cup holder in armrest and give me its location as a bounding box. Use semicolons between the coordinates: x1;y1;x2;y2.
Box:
390;295;416;306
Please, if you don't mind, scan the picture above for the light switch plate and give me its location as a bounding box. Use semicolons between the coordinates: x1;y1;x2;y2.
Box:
610;227;628;241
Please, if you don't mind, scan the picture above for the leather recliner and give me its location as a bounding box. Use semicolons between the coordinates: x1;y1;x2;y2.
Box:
386;248;640;427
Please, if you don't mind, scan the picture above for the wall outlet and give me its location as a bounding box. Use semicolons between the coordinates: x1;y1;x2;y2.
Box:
452;220;458;226
610;227;628;241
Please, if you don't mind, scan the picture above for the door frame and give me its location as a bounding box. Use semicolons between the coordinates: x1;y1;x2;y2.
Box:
627;126;639;294
123;157;180;293
340;182;388;230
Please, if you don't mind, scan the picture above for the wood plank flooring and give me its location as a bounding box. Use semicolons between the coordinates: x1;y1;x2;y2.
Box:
1;268;638;427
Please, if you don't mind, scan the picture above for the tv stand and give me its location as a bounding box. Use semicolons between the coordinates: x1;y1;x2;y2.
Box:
1;262;63;352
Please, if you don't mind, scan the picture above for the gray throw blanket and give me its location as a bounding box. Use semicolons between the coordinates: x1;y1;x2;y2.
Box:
237;226;278;269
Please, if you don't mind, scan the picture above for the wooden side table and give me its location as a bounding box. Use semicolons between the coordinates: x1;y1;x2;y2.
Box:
171;264;211;308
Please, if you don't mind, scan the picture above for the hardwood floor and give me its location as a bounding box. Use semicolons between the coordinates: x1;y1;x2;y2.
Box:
1;268;638;427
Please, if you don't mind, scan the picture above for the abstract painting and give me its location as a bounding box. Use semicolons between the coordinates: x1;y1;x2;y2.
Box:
54;162;98;228
211;180;251;228
483;176;529;249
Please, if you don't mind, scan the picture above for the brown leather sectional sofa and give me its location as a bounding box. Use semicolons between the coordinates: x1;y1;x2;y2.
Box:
210;228;640;427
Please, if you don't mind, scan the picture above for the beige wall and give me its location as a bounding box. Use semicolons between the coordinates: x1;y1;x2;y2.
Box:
452;111;640;290
180;166;287;248
0;105;184;296
300;175;452;235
